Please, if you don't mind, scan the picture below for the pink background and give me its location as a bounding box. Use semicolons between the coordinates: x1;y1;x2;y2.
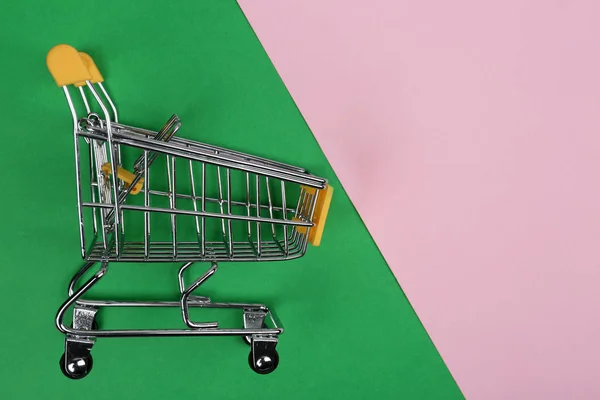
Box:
238;0;600;398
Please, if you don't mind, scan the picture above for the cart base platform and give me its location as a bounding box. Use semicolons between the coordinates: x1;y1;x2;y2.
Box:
56;261;283;379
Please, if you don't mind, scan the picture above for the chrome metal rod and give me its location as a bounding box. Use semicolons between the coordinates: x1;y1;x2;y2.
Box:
246;173;252;239
78;131;325;188
256;175;261;257
201;163;206;255
56;262;108;334
86;81;120;256
167;156;177;258
226;168;233;257
89;144;98;235
63;87;86;258
281;181;289;256
98;82;118;123
60;327;283;338
68;261;97;297
144;149;150;258
81;203;313;226
189;159;203;252
177;262;194;294
110;121;305;173
266;177;276;238
217;167;228;255
143;189;296;215
69;299;269;309
180;263;219;328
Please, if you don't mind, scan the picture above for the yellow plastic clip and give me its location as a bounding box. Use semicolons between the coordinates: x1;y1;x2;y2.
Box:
294;184;333;246
101;163;144;195
46;44;92;87
75;52;104;87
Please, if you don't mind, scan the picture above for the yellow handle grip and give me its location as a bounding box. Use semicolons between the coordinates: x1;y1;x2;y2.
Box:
294;184;333;246
75;52;104;87
46;44;92;87
101;163;144;195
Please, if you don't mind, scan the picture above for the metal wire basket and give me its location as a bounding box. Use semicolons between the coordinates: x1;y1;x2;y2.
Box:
47;44;333;379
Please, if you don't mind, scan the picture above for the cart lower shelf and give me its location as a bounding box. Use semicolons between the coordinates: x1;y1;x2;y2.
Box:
57;261;282;379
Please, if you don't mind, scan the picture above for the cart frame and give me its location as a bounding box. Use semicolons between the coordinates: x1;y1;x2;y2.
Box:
47;44;333;379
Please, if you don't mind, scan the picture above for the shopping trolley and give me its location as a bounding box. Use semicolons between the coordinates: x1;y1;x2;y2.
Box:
46;44;333;379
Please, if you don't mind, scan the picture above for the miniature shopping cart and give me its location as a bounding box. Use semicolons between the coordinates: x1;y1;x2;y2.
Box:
46;44;333;380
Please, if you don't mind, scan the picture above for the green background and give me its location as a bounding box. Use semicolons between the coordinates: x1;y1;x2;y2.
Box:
0;1;462;398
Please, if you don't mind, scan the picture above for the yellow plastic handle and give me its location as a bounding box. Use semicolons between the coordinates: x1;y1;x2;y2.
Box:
101;163;144;195
294;184;334;246
46;44;92;87
75;52;104;87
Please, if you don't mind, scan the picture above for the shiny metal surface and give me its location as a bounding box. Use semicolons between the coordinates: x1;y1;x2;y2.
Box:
54;64;325;377
72;307;97;331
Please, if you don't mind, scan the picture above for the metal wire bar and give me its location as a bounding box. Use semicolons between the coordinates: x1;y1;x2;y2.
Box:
108;121;307;174
166;156;177;258
142;189;296;215
200;162;206;256
79;128;325;188
189;159;203;254
246;172;252;240
86;81;120;255
85;239;305;262
281;181;288;256
89;144;98;235
226;168;233;258
81;203;314;226
256;175;261;257
63;87;86;258
266;177;276;238
216;167;228;256
144;149;150;258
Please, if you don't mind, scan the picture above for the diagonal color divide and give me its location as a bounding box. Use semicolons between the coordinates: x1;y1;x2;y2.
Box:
0;0;460;398
238;0;600;399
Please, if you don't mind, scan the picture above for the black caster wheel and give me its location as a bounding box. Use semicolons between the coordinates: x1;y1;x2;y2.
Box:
248;349;279;375
59;352;94;380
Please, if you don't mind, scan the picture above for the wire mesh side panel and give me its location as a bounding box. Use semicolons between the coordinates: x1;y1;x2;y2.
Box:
81;136;319;262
